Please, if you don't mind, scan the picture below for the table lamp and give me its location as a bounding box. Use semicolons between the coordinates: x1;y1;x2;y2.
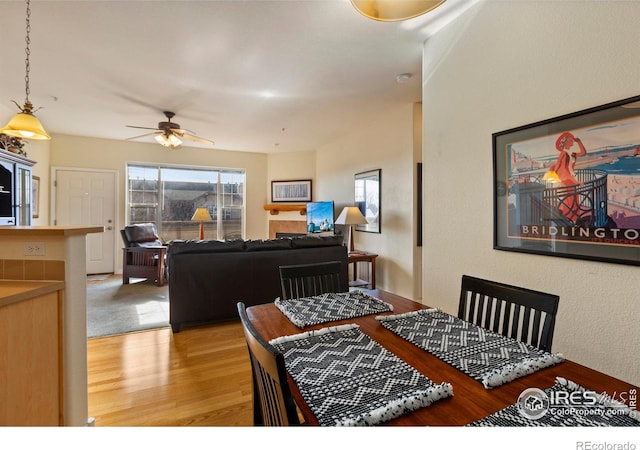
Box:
335;206;368;253
191;207;212;240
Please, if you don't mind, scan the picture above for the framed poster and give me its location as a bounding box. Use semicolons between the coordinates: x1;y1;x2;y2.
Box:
493;95;640;266
271;179;312;202
355;169;380;233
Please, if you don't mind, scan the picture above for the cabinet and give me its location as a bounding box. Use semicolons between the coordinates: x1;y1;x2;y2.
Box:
0;281;65;425
0;148;35;226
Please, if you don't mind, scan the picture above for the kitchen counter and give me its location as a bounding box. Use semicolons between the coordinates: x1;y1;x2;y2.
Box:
0;280;65;308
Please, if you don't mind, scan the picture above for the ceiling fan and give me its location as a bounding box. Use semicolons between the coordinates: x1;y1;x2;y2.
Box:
126;111;214;149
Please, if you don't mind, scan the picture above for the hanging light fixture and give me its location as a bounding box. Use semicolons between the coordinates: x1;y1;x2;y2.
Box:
0;0;51;141
351;0;446;21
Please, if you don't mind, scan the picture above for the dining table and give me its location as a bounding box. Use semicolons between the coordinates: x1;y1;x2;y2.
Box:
246;289;639;426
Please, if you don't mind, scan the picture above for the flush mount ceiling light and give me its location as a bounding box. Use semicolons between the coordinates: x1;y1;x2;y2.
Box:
351;0;446;21
0;0;51;140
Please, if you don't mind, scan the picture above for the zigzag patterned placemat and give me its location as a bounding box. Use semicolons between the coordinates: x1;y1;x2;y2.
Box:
275;290;393;328
377;309;565;389
270;324;452;426
468;377;640;426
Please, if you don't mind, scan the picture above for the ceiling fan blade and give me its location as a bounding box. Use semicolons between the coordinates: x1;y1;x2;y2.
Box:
126;131;161;141
126;125;160;131
178;132;215;146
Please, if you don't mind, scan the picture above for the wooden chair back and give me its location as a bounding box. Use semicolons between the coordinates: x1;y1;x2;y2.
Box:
237;302;300;426
458;275;560;352
279;261;343;300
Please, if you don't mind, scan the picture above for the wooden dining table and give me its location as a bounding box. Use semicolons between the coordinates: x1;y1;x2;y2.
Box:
246;289;639;426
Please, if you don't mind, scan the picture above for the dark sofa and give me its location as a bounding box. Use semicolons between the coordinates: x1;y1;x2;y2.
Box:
167;235;348;332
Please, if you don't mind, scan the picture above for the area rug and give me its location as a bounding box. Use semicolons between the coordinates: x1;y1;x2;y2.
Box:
377;309;565;389
87;275;169;338
468;377;640;426
269;324;452;426
274;290;393;328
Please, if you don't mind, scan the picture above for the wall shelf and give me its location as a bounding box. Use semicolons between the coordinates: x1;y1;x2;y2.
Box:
263;204;307;215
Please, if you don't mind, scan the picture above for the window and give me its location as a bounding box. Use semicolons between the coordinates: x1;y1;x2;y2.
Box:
127;163;245;241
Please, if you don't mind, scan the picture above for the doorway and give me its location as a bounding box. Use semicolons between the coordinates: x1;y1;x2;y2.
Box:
52;167;118;274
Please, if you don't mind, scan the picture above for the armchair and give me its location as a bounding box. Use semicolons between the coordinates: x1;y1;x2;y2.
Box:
121;223;167;287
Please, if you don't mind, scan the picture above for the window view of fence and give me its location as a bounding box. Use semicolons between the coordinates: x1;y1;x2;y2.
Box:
127;164;245;241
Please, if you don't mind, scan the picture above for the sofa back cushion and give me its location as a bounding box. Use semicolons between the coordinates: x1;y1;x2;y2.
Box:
168;239;246;255
291;235;343;248
244;238;293;251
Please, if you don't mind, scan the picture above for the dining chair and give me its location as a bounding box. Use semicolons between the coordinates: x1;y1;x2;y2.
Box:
237;302;301;426
279;260;344;300
458;275;560;352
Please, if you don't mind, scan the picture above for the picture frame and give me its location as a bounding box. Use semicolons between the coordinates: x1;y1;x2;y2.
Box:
32;175;40;219
493;94;640;266
355;169;381;233
271;179;312;202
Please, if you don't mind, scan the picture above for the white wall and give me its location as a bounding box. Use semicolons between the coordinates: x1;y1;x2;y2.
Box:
316;103;420;300
265;150;316;227
422;0;640;385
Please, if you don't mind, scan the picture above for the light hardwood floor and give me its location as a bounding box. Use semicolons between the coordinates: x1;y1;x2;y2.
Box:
87;321;253;426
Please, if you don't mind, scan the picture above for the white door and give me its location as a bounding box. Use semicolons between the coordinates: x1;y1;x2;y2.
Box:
54;168;117;274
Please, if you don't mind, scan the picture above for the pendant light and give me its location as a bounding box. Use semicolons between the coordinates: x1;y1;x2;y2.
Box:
0;0;51;141
351;0;446;22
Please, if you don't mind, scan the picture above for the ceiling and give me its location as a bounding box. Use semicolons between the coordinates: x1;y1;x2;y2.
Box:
0;0;477;153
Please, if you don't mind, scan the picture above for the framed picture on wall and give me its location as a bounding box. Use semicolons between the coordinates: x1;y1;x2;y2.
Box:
271;179;312;202
493;94;640;266
355;169;381;233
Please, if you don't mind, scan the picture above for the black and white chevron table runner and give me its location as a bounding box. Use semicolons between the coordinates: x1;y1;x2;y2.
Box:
377;309;565;389
275;290;393;328
270;324;452;426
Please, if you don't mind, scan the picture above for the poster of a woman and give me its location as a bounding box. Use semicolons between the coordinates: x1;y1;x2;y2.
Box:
494;95;640;266
543;132;588;222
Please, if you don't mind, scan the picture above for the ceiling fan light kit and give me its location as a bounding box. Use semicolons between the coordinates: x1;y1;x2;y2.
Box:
126;110;214;150
155;132;182;149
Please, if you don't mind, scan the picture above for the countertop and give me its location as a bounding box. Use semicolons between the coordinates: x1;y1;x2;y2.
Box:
0;280;65;308
0;226;104;237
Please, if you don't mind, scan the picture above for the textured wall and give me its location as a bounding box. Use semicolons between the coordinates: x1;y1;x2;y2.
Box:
422;0;640;386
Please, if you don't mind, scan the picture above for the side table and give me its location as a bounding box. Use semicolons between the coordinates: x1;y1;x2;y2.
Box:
347;251;378;289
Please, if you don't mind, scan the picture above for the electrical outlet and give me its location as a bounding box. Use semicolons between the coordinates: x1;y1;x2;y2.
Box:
23;242;46;256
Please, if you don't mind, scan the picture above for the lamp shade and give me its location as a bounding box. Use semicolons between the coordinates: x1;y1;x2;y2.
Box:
0;111;51;140
335;206;368;225
351;0;446;22
191;207;212;222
